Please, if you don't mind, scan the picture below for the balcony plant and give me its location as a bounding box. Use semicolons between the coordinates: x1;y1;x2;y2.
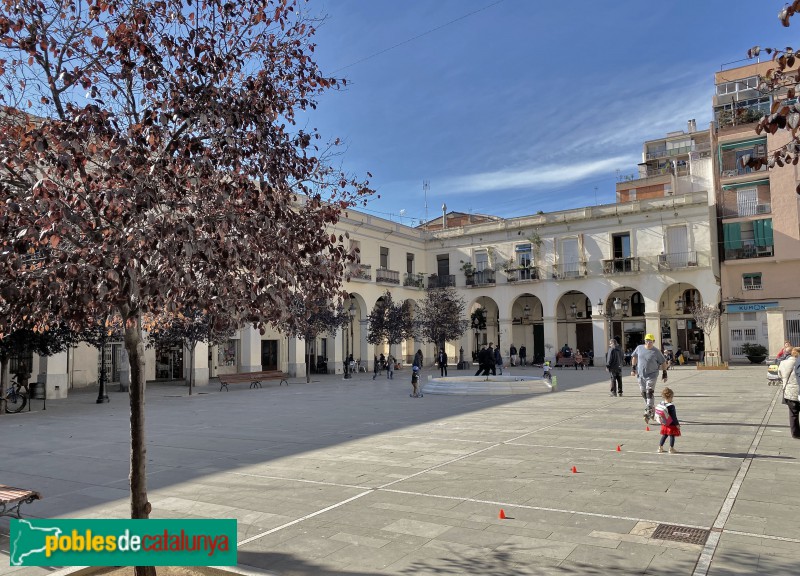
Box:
460;260;475;276
741;342;768;364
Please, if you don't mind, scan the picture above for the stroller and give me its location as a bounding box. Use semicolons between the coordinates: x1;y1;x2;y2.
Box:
767;361;782;386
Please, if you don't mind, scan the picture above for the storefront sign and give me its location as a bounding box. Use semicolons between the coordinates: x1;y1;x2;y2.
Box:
726;302;779;313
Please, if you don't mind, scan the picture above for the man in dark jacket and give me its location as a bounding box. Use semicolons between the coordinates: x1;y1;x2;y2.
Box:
437;348;448;377
487;343;496;375
606;339;624;396
475;345;489;376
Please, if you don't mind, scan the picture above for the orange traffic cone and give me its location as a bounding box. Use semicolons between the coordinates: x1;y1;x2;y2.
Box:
616;445;621;452
571;466;577;473
498;509;506;519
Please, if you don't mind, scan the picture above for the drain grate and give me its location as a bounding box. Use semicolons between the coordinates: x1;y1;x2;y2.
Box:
652;524;710;545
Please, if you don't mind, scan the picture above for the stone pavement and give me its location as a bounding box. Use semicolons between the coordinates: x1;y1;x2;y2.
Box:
1;363;797;575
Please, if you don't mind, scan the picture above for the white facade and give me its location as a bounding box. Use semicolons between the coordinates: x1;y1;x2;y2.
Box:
12;191;721;395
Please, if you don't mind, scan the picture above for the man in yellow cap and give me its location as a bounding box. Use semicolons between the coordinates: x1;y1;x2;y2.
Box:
631;334;668;424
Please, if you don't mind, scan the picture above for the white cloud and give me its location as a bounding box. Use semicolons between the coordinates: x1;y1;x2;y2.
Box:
434;155;636;196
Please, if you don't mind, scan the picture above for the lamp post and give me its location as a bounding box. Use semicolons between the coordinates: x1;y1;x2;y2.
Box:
523;303;531;323
344;302;355;379
96;318;110;404
472;316;480;360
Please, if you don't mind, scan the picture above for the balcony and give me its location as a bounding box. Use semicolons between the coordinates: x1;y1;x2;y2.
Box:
348;263;372;281
403;272;425;289
657;252;698;270
506;266;541;282
466;269;496;287
645;142;711;160
427;274;455;289
602;257;640;275
375;268;400;285
551;262;586;279
725;242;774;260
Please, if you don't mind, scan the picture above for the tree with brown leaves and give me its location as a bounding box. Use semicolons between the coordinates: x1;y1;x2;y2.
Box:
744;1;800;190
0;2;370;573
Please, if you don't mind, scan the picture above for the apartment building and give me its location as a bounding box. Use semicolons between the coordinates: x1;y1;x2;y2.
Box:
713;61;800;359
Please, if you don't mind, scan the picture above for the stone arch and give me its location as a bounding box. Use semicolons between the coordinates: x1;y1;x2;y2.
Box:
468;296;500;361
554;289;593;359
510;293;545;365
658;282;704;359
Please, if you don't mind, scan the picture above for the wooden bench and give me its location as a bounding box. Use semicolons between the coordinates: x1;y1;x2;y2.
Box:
555;357;588;369
0;485;41;519
218;371;289;392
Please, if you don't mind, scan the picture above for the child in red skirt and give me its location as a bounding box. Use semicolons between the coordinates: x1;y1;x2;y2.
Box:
657;387;681;454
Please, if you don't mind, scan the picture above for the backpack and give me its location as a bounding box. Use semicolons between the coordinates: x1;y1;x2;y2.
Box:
654;402;673;426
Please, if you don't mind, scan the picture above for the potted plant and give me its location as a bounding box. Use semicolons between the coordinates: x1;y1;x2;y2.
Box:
460;260;475;277
741;342;768;364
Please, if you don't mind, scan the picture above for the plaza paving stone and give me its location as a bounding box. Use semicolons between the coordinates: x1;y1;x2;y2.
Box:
0;363;798;575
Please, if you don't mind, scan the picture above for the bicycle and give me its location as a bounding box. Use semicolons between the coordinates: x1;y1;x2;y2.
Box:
3;374;29;414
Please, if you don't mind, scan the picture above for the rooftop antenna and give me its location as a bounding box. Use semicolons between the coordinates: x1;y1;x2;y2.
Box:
423;180;429;229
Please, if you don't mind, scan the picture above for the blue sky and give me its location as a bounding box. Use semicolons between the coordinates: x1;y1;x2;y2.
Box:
301;1;797;225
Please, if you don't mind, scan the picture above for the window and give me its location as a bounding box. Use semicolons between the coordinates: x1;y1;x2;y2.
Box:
436;254;450;276
736;188;758;217
406;252;414;274
380;246;389;269
743;273;762;290
218;340;238;367
612;233;631;259
350;240;361;264
475;251;489;272
515;243;532;267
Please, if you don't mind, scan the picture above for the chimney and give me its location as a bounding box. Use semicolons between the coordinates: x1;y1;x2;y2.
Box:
442;203;447;230
688;119;696;133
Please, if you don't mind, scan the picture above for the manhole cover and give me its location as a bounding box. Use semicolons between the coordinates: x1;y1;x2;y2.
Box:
652;524;709;545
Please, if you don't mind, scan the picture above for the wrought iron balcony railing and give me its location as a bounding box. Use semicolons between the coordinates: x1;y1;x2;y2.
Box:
602;257;640;275
427;274;455;289
403;272;425;288
375;268;400;284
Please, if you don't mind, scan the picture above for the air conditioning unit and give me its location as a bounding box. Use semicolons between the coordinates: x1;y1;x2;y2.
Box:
576;312;584;318
756;203;771;214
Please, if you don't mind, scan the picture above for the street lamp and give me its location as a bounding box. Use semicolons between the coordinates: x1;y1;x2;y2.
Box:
472;316;480;359
523;303;531;322
344;301;355;379
569;303;578;318
621;298;629;317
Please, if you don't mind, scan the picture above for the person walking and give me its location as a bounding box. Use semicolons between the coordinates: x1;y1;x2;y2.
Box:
437;347;448;377
606;339;623;396
487;343;497;375
372;354;380;380
494;346;503;375
475;344;489;376
387;354;395;380
411;350;423;397
509;344;517;367
778;347;800;439
631;334;668;424
519;345;527;366
410;365;422;397
657;387;681;453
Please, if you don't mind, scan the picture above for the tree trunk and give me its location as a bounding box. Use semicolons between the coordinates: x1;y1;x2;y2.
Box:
0;354;7;415
188;341;195;396
123;314;156;576
306;348;311;383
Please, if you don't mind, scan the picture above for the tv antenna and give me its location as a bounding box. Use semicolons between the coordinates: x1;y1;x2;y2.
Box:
423;180;429;228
